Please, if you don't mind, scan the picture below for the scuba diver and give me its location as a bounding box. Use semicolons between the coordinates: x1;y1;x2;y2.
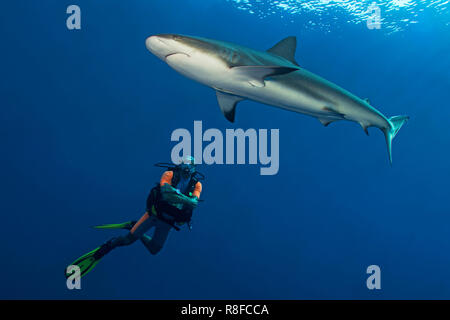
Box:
65;156;203;278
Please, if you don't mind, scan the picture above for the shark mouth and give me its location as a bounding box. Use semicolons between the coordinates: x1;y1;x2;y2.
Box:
165;52;191;60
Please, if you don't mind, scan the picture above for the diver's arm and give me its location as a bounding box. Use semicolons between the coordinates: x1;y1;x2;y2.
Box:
158;171;200;207
192;181;202;199
178;185;201;227
185;182;202;208
160;171;173;187
160;182;197;207
173;190;198;208
180;181;202;207
159;170;183;200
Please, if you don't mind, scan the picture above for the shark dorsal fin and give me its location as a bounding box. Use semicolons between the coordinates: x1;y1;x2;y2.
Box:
267;36;299;66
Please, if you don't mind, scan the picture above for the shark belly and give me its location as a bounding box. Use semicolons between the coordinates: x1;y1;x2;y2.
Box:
166;54;325;117
228;79;332;119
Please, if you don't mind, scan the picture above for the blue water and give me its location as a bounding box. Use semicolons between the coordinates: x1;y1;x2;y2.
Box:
1;1;449;299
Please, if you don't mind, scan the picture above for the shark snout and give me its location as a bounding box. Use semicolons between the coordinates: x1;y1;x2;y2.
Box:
146;34;192;60
145;35;169;57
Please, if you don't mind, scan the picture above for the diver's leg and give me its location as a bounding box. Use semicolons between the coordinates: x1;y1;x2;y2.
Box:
140;218;172;255
129;212;156;238
94;212;153;259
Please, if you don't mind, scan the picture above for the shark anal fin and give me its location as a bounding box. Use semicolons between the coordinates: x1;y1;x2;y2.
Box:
232;65;299;88
267;36;299;66
318;118;337;127
216;91;245;123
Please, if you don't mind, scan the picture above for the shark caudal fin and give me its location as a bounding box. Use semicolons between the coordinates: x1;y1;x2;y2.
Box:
382;115;409;165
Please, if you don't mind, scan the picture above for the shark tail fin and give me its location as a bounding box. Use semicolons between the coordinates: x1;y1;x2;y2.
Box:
382;115;409;165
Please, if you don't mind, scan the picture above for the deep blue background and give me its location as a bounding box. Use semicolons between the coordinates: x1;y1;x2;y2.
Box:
1;1;449;299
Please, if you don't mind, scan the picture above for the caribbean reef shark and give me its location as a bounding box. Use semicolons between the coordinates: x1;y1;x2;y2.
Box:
146;34;409;164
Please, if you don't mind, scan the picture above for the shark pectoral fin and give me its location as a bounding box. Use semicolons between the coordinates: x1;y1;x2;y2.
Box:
267;36;300;66
216;91;245;123
232;65;299;88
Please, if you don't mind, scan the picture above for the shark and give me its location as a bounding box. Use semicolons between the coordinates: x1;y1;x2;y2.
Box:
145;34;409;164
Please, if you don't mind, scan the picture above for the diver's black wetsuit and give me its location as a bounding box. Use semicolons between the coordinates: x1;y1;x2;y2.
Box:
94;170;202;260
65;157;203;279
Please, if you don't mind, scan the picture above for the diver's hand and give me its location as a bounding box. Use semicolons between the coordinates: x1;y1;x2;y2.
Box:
161;184;181;202
161;183;177;194
187;196;199;209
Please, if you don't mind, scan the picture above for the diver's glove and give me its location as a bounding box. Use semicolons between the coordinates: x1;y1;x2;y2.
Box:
174;193;198;209
160;183;177;196
188;196;199;209
161;184;198;208
160;184;184;203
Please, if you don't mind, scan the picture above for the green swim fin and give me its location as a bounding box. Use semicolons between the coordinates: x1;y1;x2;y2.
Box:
93;221;136;230
66;247;102;278
66;238;118;279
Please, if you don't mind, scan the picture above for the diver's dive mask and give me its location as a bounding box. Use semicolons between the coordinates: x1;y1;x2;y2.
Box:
179;156;196;177
179;163;196;176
